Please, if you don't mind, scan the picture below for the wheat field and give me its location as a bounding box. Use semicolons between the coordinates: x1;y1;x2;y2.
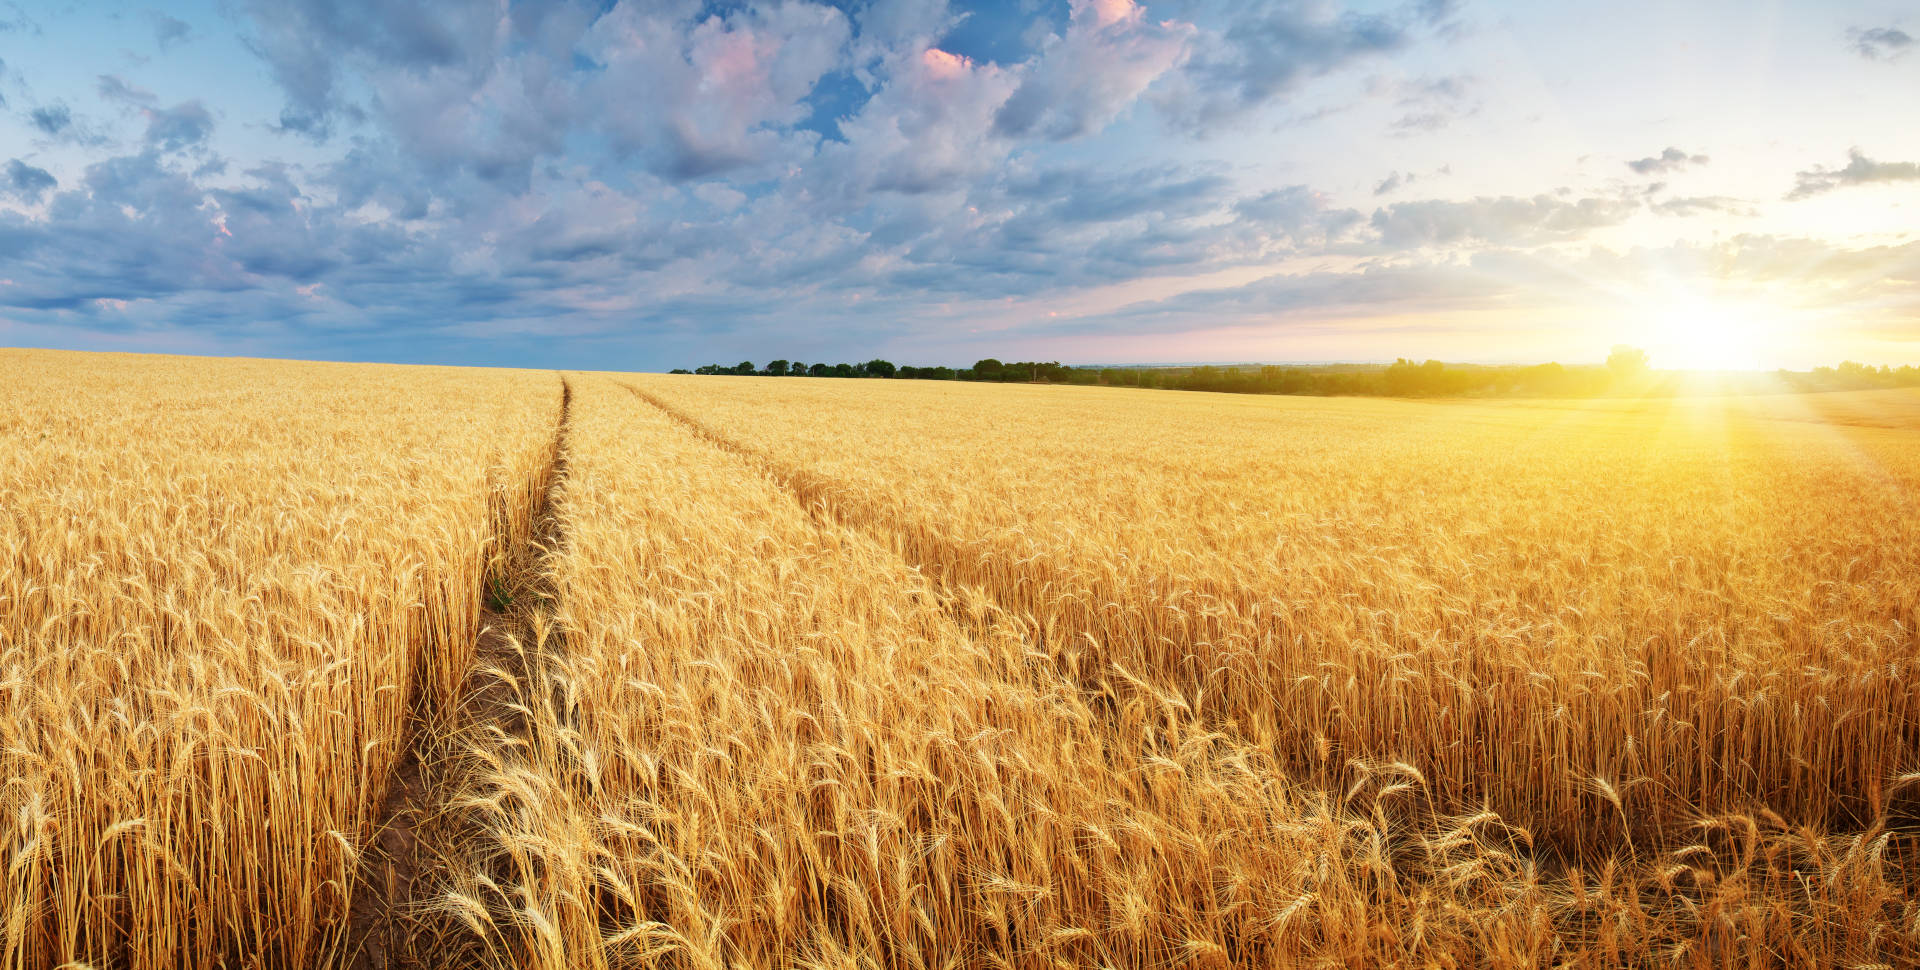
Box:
1;351;561;968
3;350;1916;969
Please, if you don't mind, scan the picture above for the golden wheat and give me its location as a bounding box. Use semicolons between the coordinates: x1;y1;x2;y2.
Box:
445;375;1918;968
0;349;559;969
627;377;1920;844
5;351;1916;968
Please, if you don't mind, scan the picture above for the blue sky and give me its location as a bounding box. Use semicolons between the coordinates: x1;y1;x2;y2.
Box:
1;0;1917;370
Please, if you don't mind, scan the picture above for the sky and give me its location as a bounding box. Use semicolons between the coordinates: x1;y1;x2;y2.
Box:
1;0;1917;371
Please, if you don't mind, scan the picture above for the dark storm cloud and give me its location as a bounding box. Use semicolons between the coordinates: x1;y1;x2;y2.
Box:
1787;148;1920;199
1626;147;1709;175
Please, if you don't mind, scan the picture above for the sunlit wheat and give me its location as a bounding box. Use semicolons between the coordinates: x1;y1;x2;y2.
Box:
0;350;559;969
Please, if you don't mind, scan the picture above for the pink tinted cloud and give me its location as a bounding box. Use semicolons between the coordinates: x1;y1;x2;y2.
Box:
921;46;972;82
1080;0;1142;30
993;0;1192;140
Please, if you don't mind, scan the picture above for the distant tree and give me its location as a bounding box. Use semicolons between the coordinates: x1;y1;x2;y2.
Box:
1607;345;1649;380
679;352;1704;398
1384;358;1422;395
669;368;692;374
1516;362;1568;395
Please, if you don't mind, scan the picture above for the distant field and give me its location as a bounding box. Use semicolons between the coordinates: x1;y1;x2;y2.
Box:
3;350;1917;968
1481;384;1920;430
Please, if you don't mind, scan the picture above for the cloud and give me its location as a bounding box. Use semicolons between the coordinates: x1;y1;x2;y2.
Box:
1369;194;1639;248
1376;166;1449;196
1417;0;1463;28
143;101;215;151
149;11;192;50
1850;26;1912;60
770;159;1260;301
24;101;109;148
4;158;56;203
0;5;38;35
1233;185;1363;249
1787;148;1920;199
1626;147;1709;175
1650;196;1758;218
992;0;1192;141
0;153;232;310
238;0;504;137
855;0;961;54
1010;164;1230;224
95;77;217;152
1384;74;1477;134
27;0;1853;368
28;104;71;136
97;74;157;106
1158;0;1413;130
1038;258;1545;340
1033;233;1920;346
588;2;852;182
692;182;747;213
821;46;1020;195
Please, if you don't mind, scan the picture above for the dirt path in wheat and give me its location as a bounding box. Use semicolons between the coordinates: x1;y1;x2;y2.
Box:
342;376;573;970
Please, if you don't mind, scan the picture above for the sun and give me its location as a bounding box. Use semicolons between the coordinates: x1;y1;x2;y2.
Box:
1637;294;1787;371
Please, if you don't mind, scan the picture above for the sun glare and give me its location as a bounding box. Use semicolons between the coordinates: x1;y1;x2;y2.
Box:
1639;294;1788;371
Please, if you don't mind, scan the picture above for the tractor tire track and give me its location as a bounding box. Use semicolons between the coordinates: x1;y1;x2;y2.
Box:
613;381;1242;736
342;375;573;970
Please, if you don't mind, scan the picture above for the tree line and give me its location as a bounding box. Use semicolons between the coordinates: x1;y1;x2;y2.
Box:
1780;360;1920;392
673;347;1653;397
671;348;1920;398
